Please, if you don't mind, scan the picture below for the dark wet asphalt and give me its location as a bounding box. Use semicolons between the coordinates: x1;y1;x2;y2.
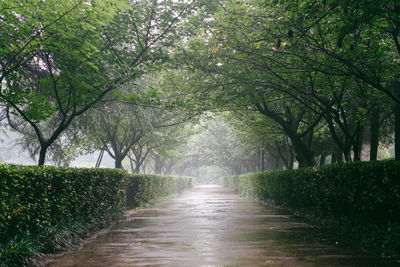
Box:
45;185;397;266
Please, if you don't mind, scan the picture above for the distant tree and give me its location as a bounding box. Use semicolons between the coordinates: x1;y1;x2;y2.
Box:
77;101;154;169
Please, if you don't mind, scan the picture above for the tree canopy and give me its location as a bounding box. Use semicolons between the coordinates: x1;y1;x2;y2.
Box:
1;0;398;172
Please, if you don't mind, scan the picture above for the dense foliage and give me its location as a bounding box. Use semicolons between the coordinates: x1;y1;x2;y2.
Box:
158;0;400;169
0;165;127;265
0;165;192;266
0;165;127;242
222;160;400;256
126;174;192;207
0;0;200;166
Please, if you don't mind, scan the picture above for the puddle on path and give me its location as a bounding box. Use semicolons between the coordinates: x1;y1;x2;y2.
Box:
45;185;397;266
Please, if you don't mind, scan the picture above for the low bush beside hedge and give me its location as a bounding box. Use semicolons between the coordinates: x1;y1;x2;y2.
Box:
221;160;400;257
126;174;192;207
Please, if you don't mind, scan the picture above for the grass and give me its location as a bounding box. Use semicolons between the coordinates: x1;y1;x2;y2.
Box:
0;218;115;267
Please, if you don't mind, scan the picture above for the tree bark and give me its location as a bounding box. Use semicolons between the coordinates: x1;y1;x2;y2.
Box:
370;111;380;161
38;145;48;166
255;103;316;168
154;154;162;174
353;125;364;161
276;157;284;170
96;150;104;168
338;149;344;162
276;143;292;170
290;134;315;168
260;146;265;172
129;158;135;173
331;153;337;163
133;152;141;174
134;164;141;174
393;81;400;160
289;150;294;170
395;105;400;160
115;156;123;169
275;156;279;170
320;153;326;165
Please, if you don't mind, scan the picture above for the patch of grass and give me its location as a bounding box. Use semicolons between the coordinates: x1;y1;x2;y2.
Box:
0;218;115;267
0;237;38;267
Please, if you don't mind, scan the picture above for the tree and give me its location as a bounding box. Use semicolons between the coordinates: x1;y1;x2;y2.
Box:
167;0;328;167
78;101;155;169
226;111;295;170
146;121;197;174
166;0;400;166
1;0;125;165
275;0;400;158
184;117;259;175
128;139;156;174
1;0;197;165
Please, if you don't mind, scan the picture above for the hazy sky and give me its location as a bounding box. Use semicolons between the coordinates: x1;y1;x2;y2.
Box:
0;130;114;167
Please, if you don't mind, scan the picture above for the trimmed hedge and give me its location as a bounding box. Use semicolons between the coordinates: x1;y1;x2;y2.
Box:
0;165;192;266
126;174;192;207
0;165;127;266
222;160;400;257
0;165;127;242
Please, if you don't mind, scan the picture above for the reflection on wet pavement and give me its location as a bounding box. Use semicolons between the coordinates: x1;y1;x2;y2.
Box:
45;185;396;266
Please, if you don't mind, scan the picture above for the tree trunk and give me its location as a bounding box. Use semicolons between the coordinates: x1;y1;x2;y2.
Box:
320;153;326;165
353;125;364;161
331;153;337;163
275;156;279;170
338;150;345;162
333;146;344;163
134;153;141;174
265;155;272;170
395;105;400;160
276;144;292;170
291;135;315;168
142;164;146;175
254;103;316;168
289;151;294;170
96;150;104;168
276;157;284;170
115;157;123;169
134;163;141;174
280;153;291;170
129;157;135;173
38;145;48;166
260;146;265;172
342;141;351;162
154;154;162;174
393;81;400;160
370;111;380;161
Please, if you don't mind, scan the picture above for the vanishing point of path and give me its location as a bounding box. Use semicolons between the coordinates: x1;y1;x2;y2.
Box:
46;185;396;266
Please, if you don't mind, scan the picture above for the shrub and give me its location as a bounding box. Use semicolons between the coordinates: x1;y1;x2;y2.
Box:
0;165;192;266
222;160;400;257
0;165;127;266
126;174;192;207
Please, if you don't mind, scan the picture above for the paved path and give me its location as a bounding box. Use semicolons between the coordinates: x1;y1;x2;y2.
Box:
46;185;393;266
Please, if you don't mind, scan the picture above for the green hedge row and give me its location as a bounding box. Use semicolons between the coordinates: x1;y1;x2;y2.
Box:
0;165;127;266
0;165;192;266
222;160;400;257
126;174;192;207
0;165;127;243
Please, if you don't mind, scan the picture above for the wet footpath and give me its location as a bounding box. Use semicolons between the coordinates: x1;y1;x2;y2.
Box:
45;185;397;266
